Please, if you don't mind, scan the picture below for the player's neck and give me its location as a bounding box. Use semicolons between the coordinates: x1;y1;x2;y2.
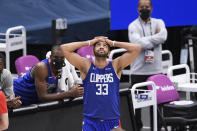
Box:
94;57;108;68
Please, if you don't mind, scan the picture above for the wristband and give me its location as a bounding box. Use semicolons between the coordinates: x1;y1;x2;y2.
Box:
88;41;91;46
112;41;116;47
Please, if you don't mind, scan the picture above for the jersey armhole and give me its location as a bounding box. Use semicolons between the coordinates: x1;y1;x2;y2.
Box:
110;61;120;80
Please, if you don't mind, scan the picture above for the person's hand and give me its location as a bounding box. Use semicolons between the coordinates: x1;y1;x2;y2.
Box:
105;38;113;47
88;38;99;46
69;85;84;98
156;28;160;34
89;36;108;46
7;96;22;109
95;36;108;43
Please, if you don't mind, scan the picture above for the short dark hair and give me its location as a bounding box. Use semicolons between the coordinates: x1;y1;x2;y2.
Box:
138;0;152;7
0;53;5;62
51;45;61;56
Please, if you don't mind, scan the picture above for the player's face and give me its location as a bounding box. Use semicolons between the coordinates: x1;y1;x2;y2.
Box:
93;42;110;58
50;50;65;71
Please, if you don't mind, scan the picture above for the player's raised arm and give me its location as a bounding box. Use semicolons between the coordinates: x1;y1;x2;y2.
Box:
60;39;99;76
106;39;141;77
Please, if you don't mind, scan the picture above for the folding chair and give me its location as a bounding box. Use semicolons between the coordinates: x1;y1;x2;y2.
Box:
147;74;197;131
130;81;157;131
167;64;197;100
162;50;173;74
15;55;39;77
0;26;26;71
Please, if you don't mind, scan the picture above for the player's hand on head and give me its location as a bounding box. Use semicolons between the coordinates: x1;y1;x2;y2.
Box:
89;38;99;46
105;39;113;47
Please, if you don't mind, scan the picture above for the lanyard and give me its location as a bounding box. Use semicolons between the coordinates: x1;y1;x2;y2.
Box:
139;18;153;37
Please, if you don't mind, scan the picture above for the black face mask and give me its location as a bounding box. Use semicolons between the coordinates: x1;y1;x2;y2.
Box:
52;58;65;70
140;8;151;21
51;58;66;79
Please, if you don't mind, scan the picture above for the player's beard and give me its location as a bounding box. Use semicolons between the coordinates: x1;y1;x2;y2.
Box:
94;50;108;58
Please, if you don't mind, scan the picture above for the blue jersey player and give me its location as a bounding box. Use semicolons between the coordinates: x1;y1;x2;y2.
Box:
14;45;84;105
61;37;141;131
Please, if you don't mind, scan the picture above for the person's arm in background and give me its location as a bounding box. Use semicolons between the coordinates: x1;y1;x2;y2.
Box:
128;19;167;49
143;19;167;46
0;92;9;130
2;70;22;109
2;72;15;100
129;23;154;49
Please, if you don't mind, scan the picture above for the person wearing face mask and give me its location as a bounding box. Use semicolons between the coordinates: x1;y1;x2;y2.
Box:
13;45;84;105
128;0;167;131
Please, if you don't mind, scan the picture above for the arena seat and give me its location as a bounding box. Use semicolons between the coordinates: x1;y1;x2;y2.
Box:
77;46;95;62
147;74;197;131
15;55;39;77
161;50;173;74
167;64;197;100
130;81;157;131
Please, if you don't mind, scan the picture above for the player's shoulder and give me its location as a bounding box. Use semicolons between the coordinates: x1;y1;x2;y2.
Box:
32;61;48;75
35;61;47;68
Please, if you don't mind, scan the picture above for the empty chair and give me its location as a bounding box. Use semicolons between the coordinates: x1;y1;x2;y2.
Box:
147;74;197;131
0;26;26;71
130;81;157;131
15;55;39;77
167;64;197;100
161;50;173;74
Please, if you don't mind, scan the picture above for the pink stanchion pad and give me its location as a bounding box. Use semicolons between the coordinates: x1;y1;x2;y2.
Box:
77;46;95;62
147;74;179;104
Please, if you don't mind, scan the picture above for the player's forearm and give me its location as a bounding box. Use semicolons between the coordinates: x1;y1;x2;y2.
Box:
38;91;73;102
